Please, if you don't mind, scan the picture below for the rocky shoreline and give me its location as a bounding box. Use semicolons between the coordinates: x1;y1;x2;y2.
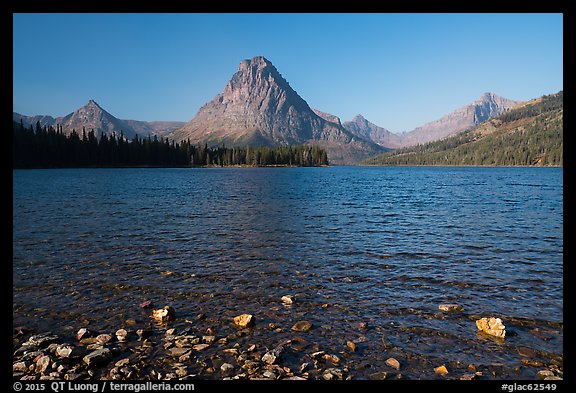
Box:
13;302;564;381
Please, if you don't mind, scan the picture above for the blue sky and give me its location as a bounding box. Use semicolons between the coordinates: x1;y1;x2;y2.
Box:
13;13;563;132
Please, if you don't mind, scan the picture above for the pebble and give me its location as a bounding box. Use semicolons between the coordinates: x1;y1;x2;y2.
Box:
323;368;343;380
233;314;255;328
346;341;357;352
323;354;340;365
76;328;93;341
26;334;61;348
434;365;449;376
476;317;506;338
152;306;176;322
83;348;112;366
262;348;283;365
168;347;191;357
115;329;128;342
13;362;29;373
281;295;295;305
55;344;84;359
221;363;234;373
115;358;130;367
202;335;216;344
385;357;401;370
536;370;555;380
96;334;114;345
35;355;51;373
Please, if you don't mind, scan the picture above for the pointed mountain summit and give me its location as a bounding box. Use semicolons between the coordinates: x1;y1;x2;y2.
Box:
169;56;384;164
14;101;185;139
56;99;137;138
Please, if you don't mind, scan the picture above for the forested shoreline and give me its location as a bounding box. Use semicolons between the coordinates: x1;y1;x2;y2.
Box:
12;121;329;168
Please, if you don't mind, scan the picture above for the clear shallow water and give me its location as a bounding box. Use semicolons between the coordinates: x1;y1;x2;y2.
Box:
13;167;563;379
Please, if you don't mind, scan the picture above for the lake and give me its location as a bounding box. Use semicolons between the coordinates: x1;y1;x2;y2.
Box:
12;166;563;380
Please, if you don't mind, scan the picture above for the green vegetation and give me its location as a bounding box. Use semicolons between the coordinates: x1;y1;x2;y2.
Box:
12;122;329;168
364;92;563;166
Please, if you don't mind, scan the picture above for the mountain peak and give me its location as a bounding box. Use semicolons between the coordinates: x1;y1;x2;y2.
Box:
236;56;278;77
169;56;384;164
476;92;514;105
85;99;103;110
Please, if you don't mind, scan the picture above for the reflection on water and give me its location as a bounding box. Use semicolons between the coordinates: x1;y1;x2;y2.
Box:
13;166;563;379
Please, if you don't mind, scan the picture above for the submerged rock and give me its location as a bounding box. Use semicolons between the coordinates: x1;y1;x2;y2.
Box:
438;304;464;312
346;341;357;352
139;300;153;309
476;317;506;338
369;371;388;380
291;321;313;332
233;314;255;328
152;306;175;322
281;295;295;305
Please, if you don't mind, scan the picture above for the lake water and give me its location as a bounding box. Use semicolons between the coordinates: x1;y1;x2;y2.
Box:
12;167;563;379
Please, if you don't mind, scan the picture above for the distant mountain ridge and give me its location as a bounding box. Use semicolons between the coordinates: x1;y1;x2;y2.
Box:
363;91;562;166
13;102;184;139
341;92;523;149
343;114;403;149
168;56;385;164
